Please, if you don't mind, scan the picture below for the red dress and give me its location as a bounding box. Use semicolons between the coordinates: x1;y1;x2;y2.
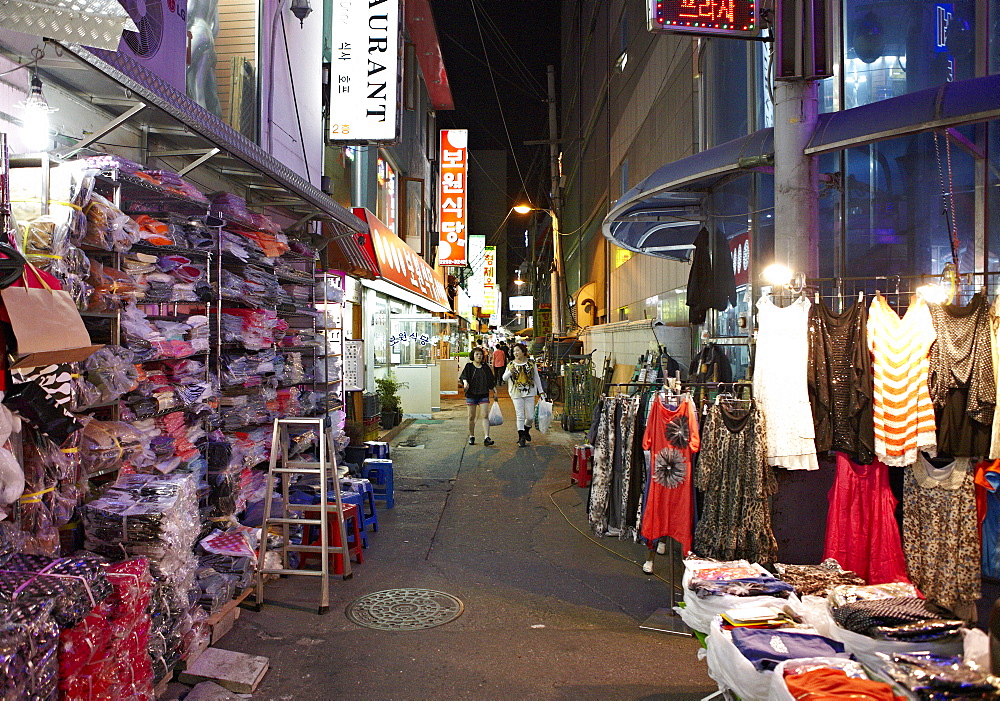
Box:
823;452;910;584
641;396;700;553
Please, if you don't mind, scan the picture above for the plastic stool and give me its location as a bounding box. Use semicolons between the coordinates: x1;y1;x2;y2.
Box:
298;502;363;575
340;477;379;534
571;444;594;488
363;458;395;509
365;441;390;459
336;492;371;546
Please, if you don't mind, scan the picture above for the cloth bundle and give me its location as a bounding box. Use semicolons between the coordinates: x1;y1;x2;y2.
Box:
774;559;866;597
0;597;60;699
832;597;963;641
0;553;112;628
875;652;999;699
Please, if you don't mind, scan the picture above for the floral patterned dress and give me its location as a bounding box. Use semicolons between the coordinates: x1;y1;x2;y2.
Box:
640;395;700;553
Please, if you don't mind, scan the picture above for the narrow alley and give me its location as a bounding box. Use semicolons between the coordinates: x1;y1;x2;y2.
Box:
222;397;716;700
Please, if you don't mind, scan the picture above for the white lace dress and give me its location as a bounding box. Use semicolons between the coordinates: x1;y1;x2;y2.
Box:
753;294;819;470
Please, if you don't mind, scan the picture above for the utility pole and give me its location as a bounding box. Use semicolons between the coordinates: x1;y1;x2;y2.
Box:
546;64;565;337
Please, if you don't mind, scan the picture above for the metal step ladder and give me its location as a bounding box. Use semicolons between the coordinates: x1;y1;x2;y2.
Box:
255;417;352;614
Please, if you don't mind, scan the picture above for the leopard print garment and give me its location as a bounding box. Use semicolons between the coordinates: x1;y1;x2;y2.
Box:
902;455;981;611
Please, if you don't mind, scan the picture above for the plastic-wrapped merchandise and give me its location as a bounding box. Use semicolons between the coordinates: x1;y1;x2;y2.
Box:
80;419;147;475
769;657;901;701
0;597;60;700
678;558;799;634
211;192;255;229
83;345;139;405
874;651;1000;699
87;260;138;312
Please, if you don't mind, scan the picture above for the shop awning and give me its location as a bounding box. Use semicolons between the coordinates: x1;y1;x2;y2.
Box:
806;72;1000;155
603;129;773;260
0;32;368;241
353;209;451;313
0;0;136;50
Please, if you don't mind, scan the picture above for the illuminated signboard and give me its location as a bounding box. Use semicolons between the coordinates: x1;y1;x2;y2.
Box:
328;0;401;141
481;246;497;314
648;0;759;37
437;129;468;265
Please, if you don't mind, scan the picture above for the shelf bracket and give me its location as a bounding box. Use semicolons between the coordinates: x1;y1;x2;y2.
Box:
63;102;147;158
177;147;221;176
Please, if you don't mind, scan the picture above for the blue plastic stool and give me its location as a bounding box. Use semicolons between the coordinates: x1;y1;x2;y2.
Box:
340;477;379;533
363;458;394;510
335;492;370;548
365;441;390;459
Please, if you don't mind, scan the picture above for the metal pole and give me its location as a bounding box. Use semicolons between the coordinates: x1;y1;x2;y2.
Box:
546;65;565;336
773;80;820;277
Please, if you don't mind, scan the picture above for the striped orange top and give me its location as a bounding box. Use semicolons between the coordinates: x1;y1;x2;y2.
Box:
867;295;937;466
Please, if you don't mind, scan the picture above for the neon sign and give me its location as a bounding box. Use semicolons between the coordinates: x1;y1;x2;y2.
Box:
649;0;759;37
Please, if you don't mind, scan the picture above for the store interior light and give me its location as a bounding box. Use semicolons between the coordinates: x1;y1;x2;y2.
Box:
761;263;793;287
18;74;56;152
916;283;951;304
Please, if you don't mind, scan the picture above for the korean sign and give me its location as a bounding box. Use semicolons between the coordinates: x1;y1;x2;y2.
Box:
328;0;401;141
648;0;759;37
481;245;497;315
353;208;450;309
438;129;468;265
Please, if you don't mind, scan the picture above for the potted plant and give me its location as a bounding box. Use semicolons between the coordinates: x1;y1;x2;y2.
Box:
375;373;407;428
343;420;368;466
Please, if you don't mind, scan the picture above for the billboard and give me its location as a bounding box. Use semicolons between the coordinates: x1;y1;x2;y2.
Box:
437;129;468;265
648;0;759;37
481;245;497;314
328;0;401;141
509;295;533;311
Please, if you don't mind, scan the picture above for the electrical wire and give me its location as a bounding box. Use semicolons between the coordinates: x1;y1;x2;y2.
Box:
469;0;529;202
547;484;677;587
439;31;544;101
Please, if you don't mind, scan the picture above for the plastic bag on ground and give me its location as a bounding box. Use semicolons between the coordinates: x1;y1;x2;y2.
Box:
488;401;504;427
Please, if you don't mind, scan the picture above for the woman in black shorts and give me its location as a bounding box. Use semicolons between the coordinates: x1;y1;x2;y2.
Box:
459;347;496;445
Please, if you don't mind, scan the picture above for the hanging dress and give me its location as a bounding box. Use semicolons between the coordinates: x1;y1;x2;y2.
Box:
753;294;819;470
694;403;778;564
588;397;616;535
928;293;995;458
989;296;1000;459
640;395;700;553
902;454;980;612
823;452;910;585
866;295;937;466
808;298;875;464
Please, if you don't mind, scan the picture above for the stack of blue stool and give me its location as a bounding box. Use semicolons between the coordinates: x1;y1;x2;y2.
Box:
339;477;378;537
363;456;395;510
364;441;390;459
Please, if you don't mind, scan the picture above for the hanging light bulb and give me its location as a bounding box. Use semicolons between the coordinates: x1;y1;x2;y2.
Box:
17;75;57;153
289;0;312;27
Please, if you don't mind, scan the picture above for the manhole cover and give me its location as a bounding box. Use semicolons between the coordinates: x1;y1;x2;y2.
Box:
345;588;464;631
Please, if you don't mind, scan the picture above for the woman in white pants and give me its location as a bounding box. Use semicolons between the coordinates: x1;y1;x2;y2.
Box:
502;342;546;447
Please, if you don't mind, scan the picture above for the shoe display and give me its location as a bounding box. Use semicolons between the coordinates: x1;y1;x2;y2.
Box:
468;436;475;445
484;437;495;446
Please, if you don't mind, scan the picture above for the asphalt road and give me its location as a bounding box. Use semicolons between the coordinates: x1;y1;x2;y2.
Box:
220;396;718;700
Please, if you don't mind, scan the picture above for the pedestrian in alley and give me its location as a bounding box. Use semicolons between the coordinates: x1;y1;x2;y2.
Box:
503;342;546;447
459;346;496;446
492;341;508;389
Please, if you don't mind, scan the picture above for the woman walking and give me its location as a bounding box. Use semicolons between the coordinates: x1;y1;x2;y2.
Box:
459;347;496;445
502;343;546;447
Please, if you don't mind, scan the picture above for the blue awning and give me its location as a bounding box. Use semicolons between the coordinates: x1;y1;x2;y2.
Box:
603;129;773;260
806;72;1000;154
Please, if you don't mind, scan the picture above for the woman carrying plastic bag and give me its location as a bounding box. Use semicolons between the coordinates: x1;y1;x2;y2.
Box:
502;342;546;447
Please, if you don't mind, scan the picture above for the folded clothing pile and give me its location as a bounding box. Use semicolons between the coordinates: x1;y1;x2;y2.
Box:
58;558;155;700
211;192;255;229
875;652;1000;699
83;193;140;251
221;350;284;388
0;553;113;629
831;596;964;642
83;473;199;682
87;260;138;312
774;559;866;597
689;564;796;600
222;308;281;350
0;597;60;699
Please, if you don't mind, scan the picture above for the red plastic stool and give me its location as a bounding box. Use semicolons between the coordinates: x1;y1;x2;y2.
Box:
298;502;363;575
571;444;594;487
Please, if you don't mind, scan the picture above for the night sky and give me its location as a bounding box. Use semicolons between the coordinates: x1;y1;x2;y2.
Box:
434;0;562;205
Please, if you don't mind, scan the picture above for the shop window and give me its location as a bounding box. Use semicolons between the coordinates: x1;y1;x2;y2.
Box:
843;0;975;110
708;38;751;146
843;131;975;279
989;121;1000;272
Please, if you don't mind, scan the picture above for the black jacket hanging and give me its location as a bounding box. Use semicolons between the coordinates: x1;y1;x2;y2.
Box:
686;227;738;324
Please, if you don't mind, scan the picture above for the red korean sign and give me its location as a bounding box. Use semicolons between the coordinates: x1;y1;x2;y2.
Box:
438;129;468;265
650;0;759;37
353;208;450;308
729;230;751;287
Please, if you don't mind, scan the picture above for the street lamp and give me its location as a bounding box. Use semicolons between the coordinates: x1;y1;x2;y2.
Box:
513;204;565;337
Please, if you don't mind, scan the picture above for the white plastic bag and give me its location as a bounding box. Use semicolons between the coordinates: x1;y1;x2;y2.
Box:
769;657;873;701
488;401;504;427
535;399;553;433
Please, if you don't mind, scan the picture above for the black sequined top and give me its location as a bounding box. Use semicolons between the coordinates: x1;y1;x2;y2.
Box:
807;299;875;464
928;293;995;456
